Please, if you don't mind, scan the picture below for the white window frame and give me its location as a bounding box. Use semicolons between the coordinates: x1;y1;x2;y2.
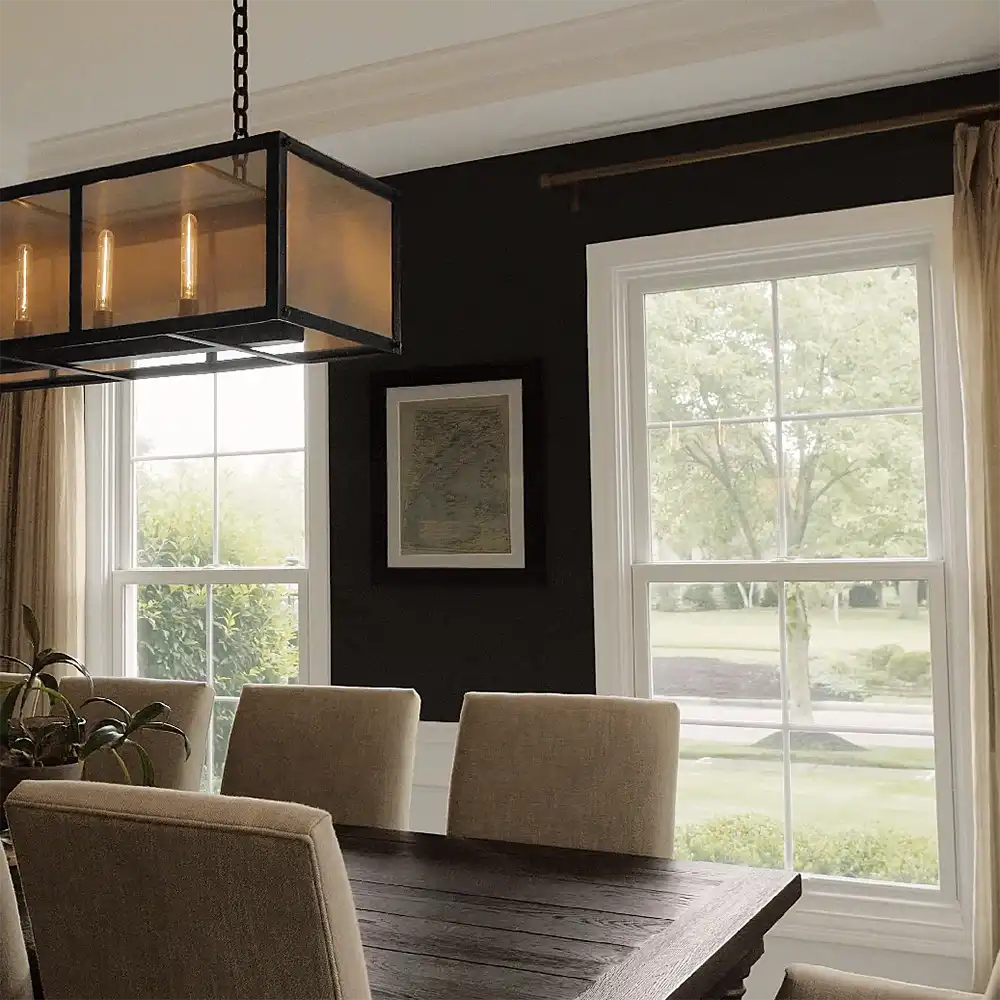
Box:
586;197;973;956
84;363;331;773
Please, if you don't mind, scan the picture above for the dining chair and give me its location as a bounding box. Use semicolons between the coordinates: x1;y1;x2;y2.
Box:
221;684;420;829
447;691;681;857
778;953;1000;1000
1;852;32;1000
5;780;371;1000
59;676;213;790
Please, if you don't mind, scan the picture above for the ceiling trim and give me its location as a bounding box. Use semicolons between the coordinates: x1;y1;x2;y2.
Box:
487;57;1000;162
24;0;880;177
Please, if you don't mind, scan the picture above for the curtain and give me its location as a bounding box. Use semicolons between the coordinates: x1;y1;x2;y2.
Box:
954;119;1000;988
0;386;85;670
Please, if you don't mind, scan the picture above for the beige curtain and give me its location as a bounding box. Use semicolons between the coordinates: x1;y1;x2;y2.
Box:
954;119;1000;989
0;386;85;668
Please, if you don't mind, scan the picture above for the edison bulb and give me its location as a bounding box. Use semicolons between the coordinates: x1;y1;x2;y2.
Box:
14;243;31;327
95;229;114;312
180;213;198;303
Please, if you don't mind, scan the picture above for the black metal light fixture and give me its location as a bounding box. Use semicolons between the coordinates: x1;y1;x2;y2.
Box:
0;0;400;391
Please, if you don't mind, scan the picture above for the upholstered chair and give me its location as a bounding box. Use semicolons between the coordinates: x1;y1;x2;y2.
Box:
0;853;32;1000
221;684;420;829
59;676;213;790
6;780;371;1000
447;692;681;857
777;954;1000;1000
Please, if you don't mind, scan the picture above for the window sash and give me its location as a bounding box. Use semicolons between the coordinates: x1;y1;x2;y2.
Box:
631;256;941;566
85;362;331;707
586;199;972;935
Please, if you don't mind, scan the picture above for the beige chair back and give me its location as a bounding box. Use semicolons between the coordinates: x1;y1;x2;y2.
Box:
448;692;681;857
221;684;420;829
6;780;371;1000
59;676;213;790
1;852;32;1000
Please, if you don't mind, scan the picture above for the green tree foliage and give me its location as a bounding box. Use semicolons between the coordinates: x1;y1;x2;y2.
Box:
646;268;927;719
135;462;299;696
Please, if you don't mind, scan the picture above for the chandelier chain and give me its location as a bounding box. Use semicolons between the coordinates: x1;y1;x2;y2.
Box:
232;0;249;180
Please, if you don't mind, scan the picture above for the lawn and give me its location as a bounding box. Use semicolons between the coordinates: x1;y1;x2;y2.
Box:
650;605;930;663
676;755;938;840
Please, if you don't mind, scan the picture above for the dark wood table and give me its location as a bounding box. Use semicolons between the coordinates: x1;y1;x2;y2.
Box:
8;827;801;999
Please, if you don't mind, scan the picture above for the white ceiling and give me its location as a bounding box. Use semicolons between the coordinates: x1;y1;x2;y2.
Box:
1;0;997;182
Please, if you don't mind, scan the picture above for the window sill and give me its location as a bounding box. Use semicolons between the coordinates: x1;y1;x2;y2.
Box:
771;877;971;957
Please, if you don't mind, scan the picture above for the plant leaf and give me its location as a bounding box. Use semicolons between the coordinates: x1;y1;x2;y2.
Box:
128;702;169;730
36;672;60;693
80;722;126;758
140;721;191;760
107;747;132;784
35;687;82;729
36;650;89;678
123;738;155;786
80;697;130;722
21;605;40;657
0;654;33;671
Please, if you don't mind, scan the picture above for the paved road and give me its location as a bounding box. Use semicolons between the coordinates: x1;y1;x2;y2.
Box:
669;697;934;748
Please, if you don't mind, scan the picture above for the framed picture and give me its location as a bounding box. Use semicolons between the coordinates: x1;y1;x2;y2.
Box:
371;363;544;582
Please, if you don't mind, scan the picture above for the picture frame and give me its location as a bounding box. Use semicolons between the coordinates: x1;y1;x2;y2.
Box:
371;363;544;583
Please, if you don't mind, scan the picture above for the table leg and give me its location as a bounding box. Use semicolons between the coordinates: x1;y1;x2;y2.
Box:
704;939;765;1000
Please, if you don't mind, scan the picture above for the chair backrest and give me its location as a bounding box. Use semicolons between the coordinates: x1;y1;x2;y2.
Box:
985;949;1000;1000
59;676;213;790
221;684;420;829
0;851;32;1000
448;692;681;857
6;780;371;1000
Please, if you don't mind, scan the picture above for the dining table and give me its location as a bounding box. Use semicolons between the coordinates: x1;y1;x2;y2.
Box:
7;825;801;999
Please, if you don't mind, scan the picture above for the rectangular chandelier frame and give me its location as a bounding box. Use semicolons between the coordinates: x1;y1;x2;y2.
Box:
0;131;400;390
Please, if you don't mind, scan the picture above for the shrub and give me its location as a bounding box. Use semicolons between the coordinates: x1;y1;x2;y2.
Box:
867;644;905;673
684;584;718;611
721;583;747;610
886;650;931;686
674;813;938;885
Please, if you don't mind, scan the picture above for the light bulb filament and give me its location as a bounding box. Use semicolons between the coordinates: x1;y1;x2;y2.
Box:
95;229;114;314
15;244;31;323
180;213;198;301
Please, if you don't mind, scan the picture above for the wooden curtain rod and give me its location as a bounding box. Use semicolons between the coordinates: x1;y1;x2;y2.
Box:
539;101;1000;189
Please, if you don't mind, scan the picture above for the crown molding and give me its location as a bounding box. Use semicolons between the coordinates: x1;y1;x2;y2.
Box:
25;0;878;177
474;57;1000;159
0;133;28;187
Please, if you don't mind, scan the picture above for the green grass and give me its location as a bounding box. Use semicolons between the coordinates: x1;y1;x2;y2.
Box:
676;756;938;839
680;740;934;770
650;606;930;663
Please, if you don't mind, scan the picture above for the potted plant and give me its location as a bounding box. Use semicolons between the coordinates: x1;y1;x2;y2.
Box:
1;605;190;816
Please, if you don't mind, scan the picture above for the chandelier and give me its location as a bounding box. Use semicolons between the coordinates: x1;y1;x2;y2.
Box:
0;0;400;391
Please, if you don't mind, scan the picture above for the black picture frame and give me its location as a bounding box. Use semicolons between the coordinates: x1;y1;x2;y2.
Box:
370;361;545;585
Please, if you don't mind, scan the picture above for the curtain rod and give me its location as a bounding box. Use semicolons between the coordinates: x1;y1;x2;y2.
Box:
539;101;1000;190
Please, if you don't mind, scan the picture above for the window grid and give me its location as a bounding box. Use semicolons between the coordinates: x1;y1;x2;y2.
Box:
635;265;942;886
116;366;308;792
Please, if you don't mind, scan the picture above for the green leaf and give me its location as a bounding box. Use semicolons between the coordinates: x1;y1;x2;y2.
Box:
36;672;60;693
21;605;40;657
128;702;169;730
140;721;191;760
35;687;82;729
0;654;33;672
36;650;89;678
80;722;126;758
107;747;132;784
123;739;155;786
80;697;130;722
